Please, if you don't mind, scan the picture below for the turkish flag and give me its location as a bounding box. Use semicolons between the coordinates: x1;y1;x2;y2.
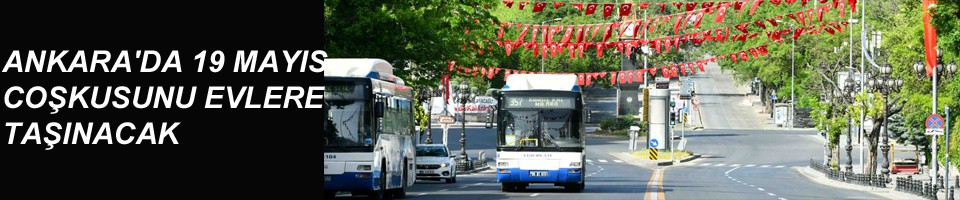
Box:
585;3;598;15
554;2;564;9
561;25;574;43
748;0;764;16
505;42;514;55
596;42;604;58
647;17;659;33
673;2;684;10
735;23;749;33
771;0;782;5
575;25;585;43
658;3;667;13
609;72;618;85
733;1;745;11
786;0;797;3
602;4;615;18
533;2;546;12
739;51;749;62
572;3;584;11
715;2;730;23
817;6;826;22
792;27;804;41
619;3;632;16
673;12;685;34
503;1;514;8
697;61;706;72
519;2;529;10
685;2;697;11
652;38;661;54
848;0;857;12
800;0;809;6
758;45;769;56
693;10;705;28
838;2;845;18
767;17;779;27
702;2;715;13
748;48;759;58
796;11;807;26
663;37;672;53
639;3;650;9
754;20;766;29
602;22;616;41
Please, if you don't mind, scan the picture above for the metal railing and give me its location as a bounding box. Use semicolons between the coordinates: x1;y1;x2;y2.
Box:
809;159;889;188
896;176;939;200
456;151;488;173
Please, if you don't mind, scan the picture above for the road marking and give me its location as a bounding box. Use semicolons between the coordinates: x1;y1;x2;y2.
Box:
760;165;771;168
417;193;428;196
757;188;765;191
745;164;756;167
614;160;623;163
724;167;740;175
440;189;448;191
775;165;785;168
474;183;483;185
730;164;741;167
586;159;593;163
701;163;712;166
778;198;788;200
715;163;726;166
767;193;776;196
599;159;609;163
645;168;666;200
530;193;540;197
749;185;755;187
459;186;469;188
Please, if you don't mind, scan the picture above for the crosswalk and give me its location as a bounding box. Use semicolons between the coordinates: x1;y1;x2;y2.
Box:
693;163;791;168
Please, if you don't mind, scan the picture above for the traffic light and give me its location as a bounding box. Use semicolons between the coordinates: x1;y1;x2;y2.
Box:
670;111;676;125
670;101;676;107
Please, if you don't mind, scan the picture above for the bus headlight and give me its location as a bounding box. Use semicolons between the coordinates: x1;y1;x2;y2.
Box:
357;165;372;171
498;162;509;167
570;162;582;167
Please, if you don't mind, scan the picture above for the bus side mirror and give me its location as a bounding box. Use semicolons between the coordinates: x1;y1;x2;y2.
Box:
374;102;385;117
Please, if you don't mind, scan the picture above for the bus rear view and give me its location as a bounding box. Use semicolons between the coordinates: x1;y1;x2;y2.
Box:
495;74;586;192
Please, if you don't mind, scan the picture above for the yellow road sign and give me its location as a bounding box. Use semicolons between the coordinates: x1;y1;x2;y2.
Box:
649;148;659;160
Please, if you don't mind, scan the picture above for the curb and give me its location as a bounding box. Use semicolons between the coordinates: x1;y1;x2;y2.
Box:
657;161;674;166
679;154;702;163
796;166;922;200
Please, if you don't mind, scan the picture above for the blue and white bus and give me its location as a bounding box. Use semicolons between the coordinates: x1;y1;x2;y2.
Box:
324;59;417;199
495;74;586;192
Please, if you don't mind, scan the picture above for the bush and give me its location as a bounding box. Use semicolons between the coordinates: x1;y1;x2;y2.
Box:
600;116;647;134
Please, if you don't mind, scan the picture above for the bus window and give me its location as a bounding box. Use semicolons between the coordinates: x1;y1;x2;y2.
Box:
502;110;539;147
542;110;580;147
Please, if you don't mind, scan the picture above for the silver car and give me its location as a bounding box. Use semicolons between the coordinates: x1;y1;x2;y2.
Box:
415;144;457;183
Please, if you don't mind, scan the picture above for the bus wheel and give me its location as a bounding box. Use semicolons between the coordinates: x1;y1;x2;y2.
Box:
392;161;407;199
369;165;386;200
324;190;336;199
500;183;513;192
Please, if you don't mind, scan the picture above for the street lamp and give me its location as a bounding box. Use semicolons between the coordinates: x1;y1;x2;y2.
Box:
459;81;470;161
840;71;858;172
913;49;957;186
868;64;902;177
777;20;796;128
540;18;563;73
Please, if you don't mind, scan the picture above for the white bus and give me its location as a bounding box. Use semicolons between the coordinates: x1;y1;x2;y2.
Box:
324;59;417;199
495;74;586;192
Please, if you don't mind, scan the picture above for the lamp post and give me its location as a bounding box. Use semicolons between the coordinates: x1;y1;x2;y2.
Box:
837;71;858;172
868;64;902;177
423;87;435;144
459;81;470;161
913;49;957;186
540;18;562;73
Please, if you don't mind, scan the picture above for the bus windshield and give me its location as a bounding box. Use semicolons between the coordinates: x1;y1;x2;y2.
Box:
500;109;581;148
325;99;372;147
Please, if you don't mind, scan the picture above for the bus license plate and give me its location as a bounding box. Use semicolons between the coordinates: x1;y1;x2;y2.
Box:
529;171;548;177
325;176;331;182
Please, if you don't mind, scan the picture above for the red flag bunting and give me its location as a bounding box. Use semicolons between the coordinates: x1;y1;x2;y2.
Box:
619;3;632;16
602;4;615;18
533;2;546;12
586;3;598;15
572;3;583;11
503;1;514;8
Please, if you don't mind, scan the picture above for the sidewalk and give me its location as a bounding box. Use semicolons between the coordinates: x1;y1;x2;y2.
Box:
797;166;923;200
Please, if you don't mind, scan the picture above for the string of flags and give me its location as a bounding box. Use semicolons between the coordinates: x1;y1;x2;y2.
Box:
500;0;857;18
447;44;770;86
493;18;846;59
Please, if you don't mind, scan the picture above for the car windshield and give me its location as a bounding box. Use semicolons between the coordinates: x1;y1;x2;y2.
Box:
416;146;448;157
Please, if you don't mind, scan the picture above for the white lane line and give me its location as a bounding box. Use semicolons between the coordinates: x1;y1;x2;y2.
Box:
745;164;756;167
757;188;765;191
760;165;771;168
767;193;776;196
459;186;468;189
778;198;788;200
749;185;755;187
715;163;726;167
586;159;594;163
701;163;712;166
736;180;742;183
724;167;740;175
598;159;609;163
417;193;428;196
474;183;483;185
730;164;741;167
440;189;448;191
614;160;623;163
775;165;785;168
530;193;540;197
